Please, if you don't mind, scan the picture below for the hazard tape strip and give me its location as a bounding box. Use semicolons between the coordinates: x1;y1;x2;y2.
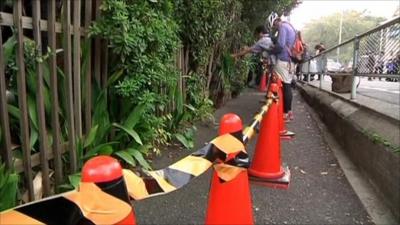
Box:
1;92;283;223
0;133;249;223
123;132;249;200
242;93;278;144
0;183;132;225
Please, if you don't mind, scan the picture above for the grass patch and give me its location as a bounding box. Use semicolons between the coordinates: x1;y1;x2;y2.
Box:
363;130;400;153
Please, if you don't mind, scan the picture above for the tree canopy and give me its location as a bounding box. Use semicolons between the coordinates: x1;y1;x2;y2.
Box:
302;10;385;52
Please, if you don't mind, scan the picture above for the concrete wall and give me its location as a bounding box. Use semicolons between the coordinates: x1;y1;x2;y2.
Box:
298;83;400;221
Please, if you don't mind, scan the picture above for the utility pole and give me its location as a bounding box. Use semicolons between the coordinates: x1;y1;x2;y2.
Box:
337;10;344;62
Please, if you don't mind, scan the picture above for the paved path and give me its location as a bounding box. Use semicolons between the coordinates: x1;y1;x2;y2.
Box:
134;88;373;224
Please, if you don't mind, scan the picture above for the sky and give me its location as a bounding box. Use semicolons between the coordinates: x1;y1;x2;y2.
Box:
289;0;400;30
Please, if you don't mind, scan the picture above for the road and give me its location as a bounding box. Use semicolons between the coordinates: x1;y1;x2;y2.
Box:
357;78;400;105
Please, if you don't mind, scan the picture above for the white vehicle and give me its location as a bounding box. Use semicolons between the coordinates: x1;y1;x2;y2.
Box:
326;59;342;72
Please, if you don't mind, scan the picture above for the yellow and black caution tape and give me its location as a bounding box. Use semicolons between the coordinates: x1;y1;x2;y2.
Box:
0;91;279;224
123;132;248;200
0;132;249;224
242;92;278;144
0;183;131;225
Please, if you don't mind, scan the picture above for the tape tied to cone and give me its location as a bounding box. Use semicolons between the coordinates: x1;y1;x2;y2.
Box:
0;182;132;225
0;130;249;224
123;131;250;200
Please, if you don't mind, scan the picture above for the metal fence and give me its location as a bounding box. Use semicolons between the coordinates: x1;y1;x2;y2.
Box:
300;16;400;99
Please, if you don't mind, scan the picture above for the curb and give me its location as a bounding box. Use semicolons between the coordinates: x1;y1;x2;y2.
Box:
297;82;400;222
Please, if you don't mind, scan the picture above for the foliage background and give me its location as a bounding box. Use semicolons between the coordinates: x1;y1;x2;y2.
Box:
0;0;299;208
302;10;385;63
90;0;299;154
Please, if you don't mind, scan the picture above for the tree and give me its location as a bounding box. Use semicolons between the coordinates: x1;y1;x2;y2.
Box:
302;10;385;63
241;0;300;31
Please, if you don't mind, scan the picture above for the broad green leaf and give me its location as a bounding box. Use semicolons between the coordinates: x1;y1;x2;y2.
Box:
0;164;6;187
26;68;37;95
138;144;152;154
80;40;91;105
106;69;124;87
113;123;143;145
68;173;81;190
84;141;119;158
175;84;183;115
2;35;17;65
43;83;52;117
115;151;136;166
127;148;151;170
175;133;192;149
84;125;99;148
29;129;38;150
184;104;196;112
98;145;114;156
0;173;18;211
42;61;51;88
57;184;74;192
7;104;20;120
27;95;38;131
123;104;146;129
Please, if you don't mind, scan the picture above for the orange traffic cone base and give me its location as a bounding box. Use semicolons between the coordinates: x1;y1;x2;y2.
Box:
248;166;284;179
250;165;291;190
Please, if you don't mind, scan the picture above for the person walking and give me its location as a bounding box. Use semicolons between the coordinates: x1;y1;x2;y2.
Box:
315;44;327;81
266;12;296;121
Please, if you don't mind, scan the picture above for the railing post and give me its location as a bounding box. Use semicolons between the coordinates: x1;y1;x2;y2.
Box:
319;55;323;89
351;36;360;100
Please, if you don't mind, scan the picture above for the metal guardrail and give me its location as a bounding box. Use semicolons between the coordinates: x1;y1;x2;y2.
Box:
300;16;400;99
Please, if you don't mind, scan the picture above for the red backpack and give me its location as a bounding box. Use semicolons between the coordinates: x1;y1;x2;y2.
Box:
291;36;304;61
284;22;304;62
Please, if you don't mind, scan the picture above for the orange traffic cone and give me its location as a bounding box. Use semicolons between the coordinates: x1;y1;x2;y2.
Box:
276;79;295;140
249;83;291;189
259;72;267;92
82;156;136;225
205;114;254;225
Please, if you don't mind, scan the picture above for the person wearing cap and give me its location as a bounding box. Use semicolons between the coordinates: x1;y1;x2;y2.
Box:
267;12;296;121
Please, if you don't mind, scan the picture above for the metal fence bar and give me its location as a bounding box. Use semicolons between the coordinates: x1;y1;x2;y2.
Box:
14;0;34;201
32;0;50;197
301;16;399;98
47;0;63;186
0;27;13;169
84;0;92;134
62;0;77;173
305;16;400;62
351;36;360;99
73;0;82;138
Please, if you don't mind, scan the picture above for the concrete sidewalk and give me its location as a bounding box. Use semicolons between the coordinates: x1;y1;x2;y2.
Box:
134;88;373;224
307;78;400;121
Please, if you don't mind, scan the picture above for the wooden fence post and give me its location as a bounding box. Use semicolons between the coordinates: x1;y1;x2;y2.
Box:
14;0;34;201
